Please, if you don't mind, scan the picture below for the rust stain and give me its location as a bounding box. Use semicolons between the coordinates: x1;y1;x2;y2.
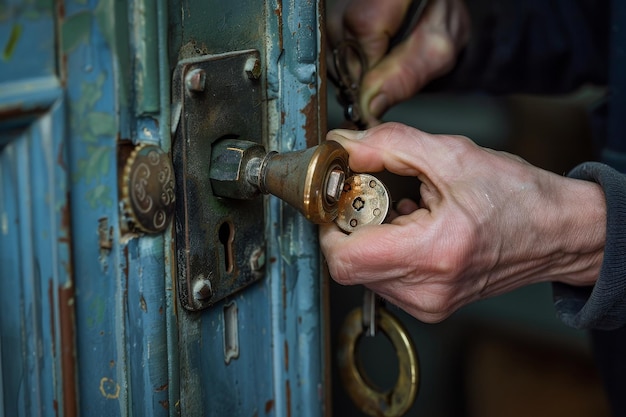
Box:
317;0;329;138
56;141;67;171
155;383;168;392
265;399;274;414
301;93;319;148
274;1;283;50
56;1;65;19
56;2;67;86
59;283;78;416
285;380;292;417
0;105;47;124
60;198;71;235
284;340;289;372
159;400;169;409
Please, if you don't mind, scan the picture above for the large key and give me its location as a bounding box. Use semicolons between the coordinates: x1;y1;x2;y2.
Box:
334;173;390;233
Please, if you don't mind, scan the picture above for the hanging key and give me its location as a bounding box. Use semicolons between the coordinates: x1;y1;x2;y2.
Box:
362;288;379;337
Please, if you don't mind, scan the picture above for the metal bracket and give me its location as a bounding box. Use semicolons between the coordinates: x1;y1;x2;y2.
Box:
172;50;265;311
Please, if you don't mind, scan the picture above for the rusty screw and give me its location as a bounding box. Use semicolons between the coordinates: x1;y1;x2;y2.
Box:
185;68;206;93
193;276;213;302
325;168;345;204
244;57;262;80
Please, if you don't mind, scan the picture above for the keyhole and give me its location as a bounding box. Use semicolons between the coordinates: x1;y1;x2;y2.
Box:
219;221;235;273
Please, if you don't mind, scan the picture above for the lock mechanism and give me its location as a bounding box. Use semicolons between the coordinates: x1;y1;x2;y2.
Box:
172;49;389;311
172;50;353;311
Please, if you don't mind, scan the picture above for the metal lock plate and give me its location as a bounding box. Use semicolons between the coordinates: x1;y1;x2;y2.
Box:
172;50;265;311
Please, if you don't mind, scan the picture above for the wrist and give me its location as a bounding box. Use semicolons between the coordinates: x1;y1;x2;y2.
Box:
542;176;606;287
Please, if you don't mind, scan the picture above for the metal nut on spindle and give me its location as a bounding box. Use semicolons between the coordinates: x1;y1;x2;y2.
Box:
209;139;267;200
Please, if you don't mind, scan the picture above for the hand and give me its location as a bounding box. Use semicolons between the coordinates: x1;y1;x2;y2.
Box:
320;123;606;323
327;0;471;125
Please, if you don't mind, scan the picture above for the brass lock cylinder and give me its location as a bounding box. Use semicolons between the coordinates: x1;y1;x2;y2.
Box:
257;141;349;224
210;139;350;224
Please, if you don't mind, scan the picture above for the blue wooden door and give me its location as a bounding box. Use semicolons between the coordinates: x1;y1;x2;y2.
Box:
0;1;328;416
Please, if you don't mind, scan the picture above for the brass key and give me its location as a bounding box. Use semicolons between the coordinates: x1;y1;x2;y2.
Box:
334;173;390;233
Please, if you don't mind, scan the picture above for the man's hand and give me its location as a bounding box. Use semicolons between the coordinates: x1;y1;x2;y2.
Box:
320;123;606;323
327;0;470;125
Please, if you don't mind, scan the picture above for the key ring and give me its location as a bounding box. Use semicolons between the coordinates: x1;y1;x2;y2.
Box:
330;39;368;129
337;303;419;417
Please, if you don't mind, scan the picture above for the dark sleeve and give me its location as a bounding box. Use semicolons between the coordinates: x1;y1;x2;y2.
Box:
428;0;610;95
552;162;626;330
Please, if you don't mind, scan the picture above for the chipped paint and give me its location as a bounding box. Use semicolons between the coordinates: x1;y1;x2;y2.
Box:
139;295;148;312
2;23;22;61
99;377;120;399
48;280;57;358
71;73;117;209
1;210;7;235
86;297;105;328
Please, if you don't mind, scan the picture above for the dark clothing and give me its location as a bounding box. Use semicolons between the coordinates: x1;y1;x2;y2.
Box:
554;162;626;330
431;0;626;414
434;0;610;96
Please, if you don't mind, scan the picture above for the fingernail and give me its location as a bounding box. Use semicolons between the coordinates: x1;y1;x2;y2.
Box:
327;129;365;140
369;93;388;118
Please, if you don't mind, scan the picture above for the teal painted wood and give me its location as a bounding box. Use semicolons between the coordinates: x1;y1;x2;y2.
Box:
60;0;172;415
1;0;172;415
167;1;328;416
0;1;74;415
1;0;326;416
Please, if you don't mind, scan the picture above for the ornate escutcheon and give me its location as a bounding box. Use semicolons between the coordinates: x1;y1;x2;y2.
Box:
122;144;175;233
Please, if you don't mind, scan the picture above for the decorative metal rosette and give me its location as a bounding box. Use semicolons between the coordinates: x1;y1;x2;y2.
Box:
121;144;175;233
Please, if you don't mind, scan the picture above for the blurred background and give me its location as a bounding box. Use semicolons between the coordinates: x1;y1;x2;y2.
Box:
327;87;612;417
